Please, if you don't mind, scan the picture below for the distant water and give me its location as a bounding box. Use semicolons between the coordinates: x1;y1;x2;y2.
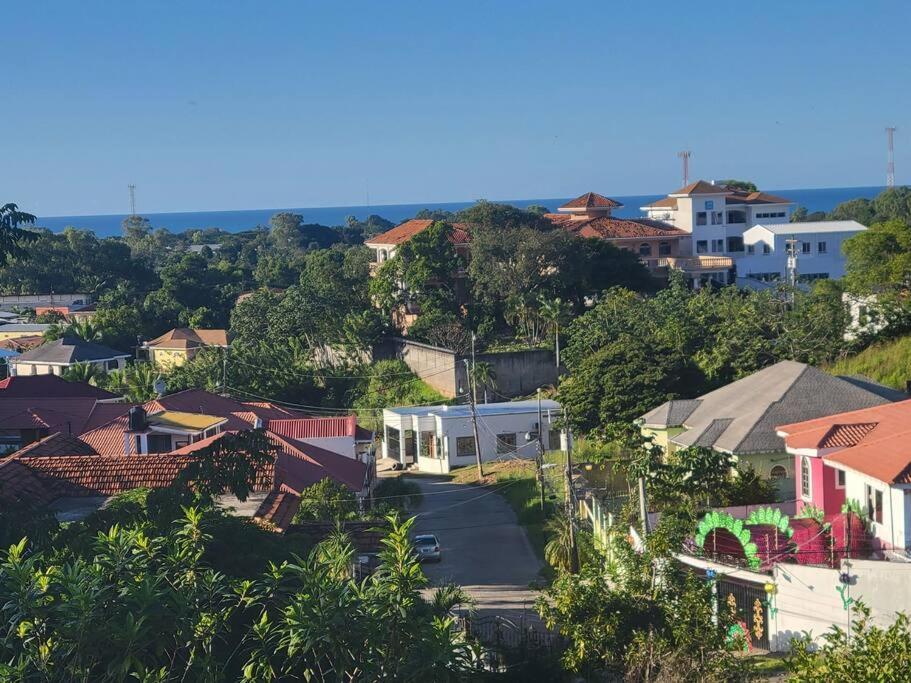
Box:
36;186;886;238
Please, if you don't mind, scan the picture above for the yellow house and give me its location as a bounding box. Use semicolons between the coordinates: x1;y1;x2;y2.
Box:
0;324;52;342
142;328;229;368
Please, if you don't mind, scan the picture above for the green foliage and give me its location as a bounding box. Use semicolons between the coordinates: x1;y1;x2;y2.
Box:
538;515;751;680
372;476;424;515
828;335;911;389
559;276;848;433
351;360;448;430
293;477;359;522
716;179;758;192
787;602;911;681
179;429;277;502
0;506;480;680
746;506;793;536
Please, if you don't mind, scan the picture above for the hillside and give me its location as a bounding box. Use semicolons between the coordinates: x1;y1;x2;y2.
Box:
828;336;911;391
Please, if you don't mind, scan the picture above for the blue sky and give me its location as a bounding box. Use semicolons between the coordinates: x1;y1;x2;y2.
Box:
4;1;910;216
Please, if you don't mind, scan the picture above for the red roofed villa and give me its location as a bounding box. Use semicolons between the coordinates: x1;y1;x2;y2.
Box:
777;399;911;557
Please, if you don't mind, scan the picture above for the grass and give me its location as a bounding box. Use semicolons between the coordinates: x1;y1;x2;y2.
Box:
449;451;567;578
827;335;911;390
748;652;789;677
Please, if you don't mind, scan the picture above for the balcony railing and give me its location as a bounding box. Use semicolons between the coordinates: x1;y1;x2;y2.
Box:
657;256;734;272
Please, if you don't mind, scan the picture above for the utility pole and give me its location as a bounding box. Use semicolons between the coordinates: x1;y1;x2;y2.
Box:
563;408;580;573
886;126;897;188
536;389;546;513
677;150;692;186
638;476;650;540
463;358;484;479
786;236;799;303
128;184;137;216
222;346;228;395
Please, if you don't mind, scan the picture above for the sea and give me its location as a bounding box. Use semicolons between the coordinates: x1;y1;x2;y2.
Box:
35;185;886;238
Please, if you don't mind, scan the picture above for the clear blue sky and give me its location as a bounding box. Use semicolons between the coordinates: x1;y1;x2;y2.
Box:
4;1;909;216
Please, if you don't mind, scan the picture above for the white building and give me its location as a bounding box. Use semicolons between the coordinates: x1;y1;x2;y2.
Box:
738;220;866;282
642;180;794;259
381;400;563;474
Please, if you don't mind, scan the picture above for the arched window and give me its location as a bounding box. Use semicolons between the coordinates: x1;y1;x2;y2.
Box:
801;457;811;498
770;465;787;481
639;243;652;257
658;241;672;256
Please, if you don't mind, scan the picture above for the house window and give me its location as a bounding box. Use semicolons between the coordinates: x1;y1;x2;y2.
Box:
639;243;652;257
763;243;771;255
801;456;811;498
727;210;746;224
106;359;119;370
696;240;708;254
456;436;476;457
711;239;724;253
658;241;672;256
818;241;827;254
802;241;811;254
549;428;562;451
696;212;707;226
496;433;517;455
747;244;755;254
705;200;714;210
134;435;142;454
865;484;883;524
146;434;172;454
711;211;724;225
727;236;744;253
770;465;787;481
836;469;846;489
385;425;401;459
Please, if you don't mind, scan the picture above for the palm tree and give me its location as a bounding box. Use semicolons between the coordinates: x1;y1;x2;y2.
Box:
468;361;497;402
537;295;572;367
544;514;580;573
105;363;160;402
64;319;102;342
62;361;105;386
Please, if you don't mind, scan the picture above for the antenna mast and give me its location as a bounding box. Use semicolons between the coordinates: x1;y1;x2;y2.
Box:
677;150;692;186
786;236;799;301
128;184;137;216
886;127;897;188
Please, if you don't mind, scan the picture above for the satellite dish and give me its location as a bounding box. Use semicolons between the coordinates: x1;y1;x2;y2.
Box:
153;377;166;396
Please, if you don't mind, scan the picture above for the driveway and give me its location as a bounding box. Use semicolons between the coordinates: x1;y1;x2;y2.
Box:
408;476;543;623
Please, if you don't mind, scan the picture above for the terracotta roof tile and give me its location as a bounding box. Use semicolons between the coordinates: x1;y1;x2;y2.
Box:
145;328;229;348
545;213;686;239
269;415;358;440
779;400;911;484
253;489;301;531
670;180;733;196
0;458;57;505
364;219;470;246
558;192;623;210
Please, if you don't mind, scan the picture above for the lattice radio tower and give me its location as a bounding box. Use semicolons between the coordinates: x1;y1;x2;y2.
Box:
128;184;137;216
677;150;692;186
886;127;897;188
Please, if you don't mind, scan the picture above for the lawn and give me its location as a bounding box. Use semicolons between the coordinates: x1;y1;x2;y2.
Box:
827;334;911;390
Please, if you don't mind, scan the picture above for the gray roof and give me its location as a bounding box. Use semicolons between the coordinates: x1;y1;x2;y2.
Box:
640;361;901;455
13;337;130;365
385;399;560;419
0;323;51;332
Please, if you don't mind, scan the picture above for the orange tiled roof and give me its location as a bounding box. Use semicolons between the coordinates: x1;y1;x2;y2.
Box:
778;400;911;484
253;488;301;531
545;213;686;239
559;192;623;210
14;432;97;457
269;415;358;440
642;197;678;210
364;219;470;246
145;328;229;349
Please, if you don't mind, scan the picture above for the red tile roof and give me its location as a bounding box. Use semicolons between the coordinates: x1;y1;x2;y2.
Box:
726;190;792;205
778;400;911;484
558;192;623;210
364;219;470;246
145;328;229;349
253;488;301;531
545;213;686;239
0;374;119;400
269;415;358;440
0;458;57;505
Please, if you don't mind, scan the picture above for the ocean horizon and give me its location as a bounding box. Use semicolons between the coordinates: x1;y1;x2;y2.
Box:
35;185;887;238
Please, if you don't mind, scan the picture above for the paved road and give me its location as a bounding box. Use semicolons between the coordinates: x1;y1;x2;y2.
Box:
408;475;543;622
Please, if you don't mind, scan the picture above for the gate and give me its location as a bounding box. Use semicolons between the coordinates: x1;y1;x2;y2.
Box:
717;577;770;651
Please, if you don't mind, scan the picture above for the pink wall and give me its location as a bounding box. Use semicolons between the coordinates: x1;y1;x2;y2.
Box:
795;455;845;515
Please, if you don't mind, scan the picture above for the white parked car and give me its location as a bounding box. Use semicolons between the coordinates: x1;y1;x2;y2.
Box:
413;534;441;563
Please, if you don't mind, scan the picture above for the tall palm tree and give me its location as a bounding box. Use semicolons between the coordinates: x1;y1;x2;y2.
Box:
64;319;102;342
537;295;572;367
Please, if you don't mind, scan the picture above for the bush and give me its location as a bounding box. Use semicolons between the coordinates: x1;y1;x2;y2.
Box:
293;477;359;522
372;477;423;514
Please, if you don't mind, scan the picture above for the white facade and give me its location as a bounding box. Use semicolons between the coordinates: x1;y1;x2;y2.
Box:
738;221;866;282
831;462;911;555
10;355;128;377
381;400;563;474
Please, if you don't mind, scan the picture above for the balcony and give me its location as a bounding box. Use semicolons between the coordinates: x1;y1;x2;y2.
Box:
657;256;734;272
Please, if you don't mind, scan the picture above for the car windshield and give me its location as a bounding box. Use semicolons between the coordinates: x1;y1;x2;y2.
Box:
414;536;437;546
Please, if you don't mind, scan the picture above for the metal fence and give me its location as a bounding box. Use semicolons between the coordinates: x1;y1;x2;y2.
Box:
453;614;564;651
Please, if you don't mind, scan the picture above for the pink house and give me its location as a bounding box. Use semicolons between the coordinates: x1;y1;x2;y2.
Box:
777;400;911;556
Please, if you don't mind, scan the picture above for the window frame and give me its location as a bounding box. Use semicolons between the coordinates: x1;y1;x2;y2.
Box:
496;432;517;455
770;465;787;481
456;435;477;458
817;241;827;254
801;456;811;499
835;468;846;489
696;240;708;254
638;242;652;257
696;212;707;226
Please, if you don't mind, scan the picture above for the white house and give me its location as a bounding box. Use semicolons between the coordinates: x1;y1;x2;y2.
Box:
738;220;866;283
9;337;130;377
381;400;563;474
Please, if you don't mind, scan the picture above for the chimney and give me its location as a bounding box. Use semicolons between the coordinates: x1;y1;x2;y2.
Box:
128;406;147;432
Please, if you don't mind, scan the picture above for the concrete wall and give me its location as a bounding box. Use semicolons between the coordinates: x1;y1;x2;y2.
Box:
0;293;91;310
375;338;560;399
772;559;911;651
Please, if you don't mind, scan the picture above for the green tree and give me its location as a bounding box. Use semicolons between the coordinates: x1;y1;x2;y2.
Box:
179;429;278;502
62;361;106;385
716;179;758;192
293;477;358;522
0;202;38;266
